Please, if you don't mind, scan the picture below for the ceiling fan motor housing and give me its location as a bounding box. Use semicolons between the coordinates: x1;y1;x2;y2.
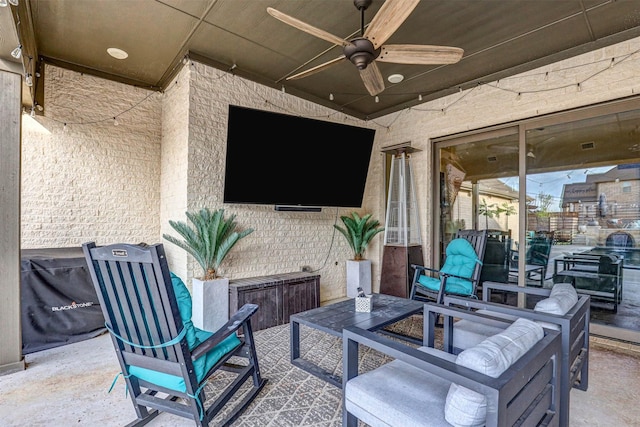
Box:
344;37;380;69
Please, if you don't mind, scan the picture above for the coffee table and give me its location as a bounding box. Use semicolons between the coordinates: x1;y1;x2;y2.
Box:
289;293;424;388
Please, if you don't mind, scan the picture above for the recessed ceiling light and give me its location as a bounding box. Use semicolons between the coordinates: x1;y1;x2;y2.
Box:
387;73;404;84
107;47;128;60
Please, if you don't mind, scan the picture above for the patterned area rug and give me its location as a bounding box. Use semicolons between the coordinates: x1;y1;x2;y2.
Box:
206;314;432;426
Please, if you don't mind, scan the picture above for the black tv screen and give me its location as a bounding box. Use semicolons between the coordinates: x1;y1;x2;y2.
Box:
223;105;376;208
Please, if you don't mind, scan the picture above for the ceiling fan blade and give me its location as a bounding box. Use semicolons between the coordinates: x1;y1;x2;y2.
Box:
267;7;352;48
378;44;464;64
363;0;420;49
286;55;346;80
360;61;385;96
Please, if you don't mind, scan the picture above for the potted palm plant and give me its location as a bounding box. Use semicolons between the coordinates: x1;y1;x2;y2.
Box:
163;207;253;331
334;212;385;297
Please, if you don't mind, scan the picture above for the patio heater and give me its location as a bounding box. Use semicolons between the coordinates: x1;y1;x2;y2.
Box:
380;147;424;297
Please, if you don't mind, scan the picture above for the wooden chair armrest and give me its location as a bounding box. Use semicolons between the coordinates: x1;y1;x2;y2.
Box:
410;264;440;276
191;303;258;360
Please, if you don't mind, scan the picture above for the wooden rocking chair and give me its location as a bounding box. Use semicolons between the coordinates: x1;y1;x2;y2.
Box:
409;229;488;304
82;242;266;426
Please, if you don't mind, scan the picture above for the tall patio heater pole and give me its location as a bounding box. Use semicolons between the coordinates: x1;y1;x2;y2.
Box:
379;147;424;297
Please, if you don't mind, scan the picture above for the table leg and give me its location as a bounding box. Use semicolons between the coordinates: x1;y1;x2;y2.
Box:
290;319;300;361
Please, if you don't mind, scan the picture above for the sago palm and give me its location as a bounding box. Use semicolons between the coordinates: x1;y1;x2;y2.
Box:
334;212;384;261
163;208;253;280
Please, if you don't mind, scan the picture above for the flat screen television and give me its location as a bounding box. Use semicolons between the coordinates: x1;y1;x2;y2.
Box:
223;105;376;210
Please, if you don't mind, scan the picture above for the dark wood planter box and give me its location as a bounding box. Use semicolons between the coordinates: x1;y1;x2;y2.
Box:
229;272;320;331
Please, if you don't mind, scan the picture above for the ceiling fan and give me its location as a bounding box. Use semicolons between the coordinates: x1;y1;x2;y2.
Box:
267;0;464;96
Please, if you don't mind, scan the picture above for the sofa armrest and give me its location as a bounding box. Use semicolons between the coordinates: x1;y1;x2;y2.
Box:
342;303;562;427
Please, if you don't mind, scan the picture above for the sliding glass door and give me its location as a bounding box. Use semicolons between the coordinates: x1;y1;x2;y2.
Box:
434;97;640;343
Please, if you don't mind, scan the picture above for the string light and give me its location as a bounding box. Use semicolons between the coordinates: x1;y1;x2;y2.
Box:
25;73;33;87
37;47;637;131
113;117;119;126
441;108;446;116
10;45;21;59
63;123;67;132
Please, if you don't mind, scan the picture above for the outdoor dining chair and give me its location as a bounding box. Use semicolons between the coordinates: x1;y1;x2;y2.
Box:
82;242;266;426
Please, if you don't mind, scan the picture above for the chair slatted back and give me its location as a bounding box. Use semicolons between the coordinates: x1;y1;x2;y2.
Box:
83;242;188;372
454;229;489;285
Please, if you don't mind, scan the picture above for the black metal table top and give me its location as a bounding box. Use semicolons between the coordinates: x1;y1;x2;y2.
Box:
290;293;423;336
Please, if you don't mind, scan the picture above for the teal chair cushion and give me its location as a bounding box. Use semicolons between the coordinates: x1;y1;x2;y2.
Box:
128;273;241;393
418;238;480;296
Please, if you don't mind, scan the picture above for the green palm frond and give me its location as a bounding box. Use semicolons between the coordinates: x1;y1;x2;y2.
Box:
163;208;253;280
334;212;384;260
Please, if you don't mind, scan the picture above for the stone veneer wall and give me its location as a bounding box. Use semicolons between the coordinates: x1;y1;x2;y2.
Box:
21;65;162;248
176;62;386;300
18;35;640;302
160;66;191;281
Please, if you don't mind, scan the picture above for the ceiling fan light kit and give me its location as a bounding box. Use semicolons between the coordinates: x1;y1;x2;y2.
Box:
267;0;463;96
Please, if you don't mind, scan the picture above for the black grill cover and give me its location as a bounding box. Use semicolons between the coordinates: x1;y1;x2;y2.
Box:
21;247;106;354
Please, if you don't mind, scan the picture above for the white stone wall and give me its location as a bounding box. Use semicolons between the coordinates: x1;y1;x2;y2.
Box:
181;62;386;300
160;66;191;280
21;65;162;248
18;36;640;302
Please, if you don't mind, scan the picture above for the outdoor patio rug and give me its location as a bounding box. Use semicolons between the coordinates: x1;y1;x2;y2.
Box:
207;314;431;426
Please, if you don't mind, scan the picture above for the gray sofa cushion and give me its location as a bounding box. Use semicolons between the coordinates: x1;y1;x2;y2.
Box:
344;346;457;427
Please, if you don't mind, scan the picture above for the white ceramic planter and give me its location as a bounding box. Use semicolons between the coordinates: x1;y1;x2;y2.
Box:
191;277;229;332
346;259;372;298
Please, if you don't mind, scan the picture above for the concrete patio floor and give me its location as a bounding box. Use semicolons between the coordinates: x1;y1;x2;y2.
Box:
1;322;640;426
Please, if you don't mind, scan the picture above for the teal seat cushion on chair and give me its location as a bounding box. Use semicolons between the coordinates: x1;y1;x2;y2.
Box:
128;273;241;393
417;238;480;296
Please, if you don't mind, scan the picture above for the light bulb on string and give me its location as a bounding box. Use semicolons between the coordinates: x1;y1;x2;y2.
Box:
544;72;549;81
577;83;582;92
374;96;379;103
516;92;522;100
10;45;21;59
63;123;67;132
113;117;119;126
418;94;422;101
610;58;615;68
329;93;334;101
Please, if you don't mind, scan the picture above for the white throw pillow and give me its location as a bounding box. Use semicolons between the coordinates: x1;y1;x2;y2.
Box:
534;283;578;316
444;318;544;426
